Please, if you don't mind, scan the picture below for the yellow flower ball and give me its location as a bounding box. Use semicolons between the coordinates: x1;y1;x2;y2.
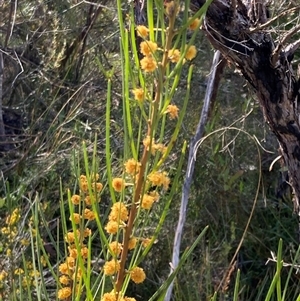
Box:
21;239;30;246
101;292;117;301
162;176;170;191
189;18;201;30
40;255;47;267
57;287;72;300
83;227;92;237
81;246;89;259
185;45;197;60
66;256;75;268
165;104;179;119
143;135;155;151
6;248;12;257
59;275;70;285
136;25;149;38
140;40;158;56
153;143;167;154
90;173;99;181
95;182;103;192
168;49;181;63
84;195;92;206
105;220;119;234
129;266;146;284
14;268;24;275
80;175;87;182
141;194;155;210
22;276;31;287
59;263;70;275
140;56;157;73
80;180;88;192
68;246;78;259
1;227;9;235
65;232;76;243
149;191;160;201
142;237;152;248
70;213;81;224
148;171;170;189
0;271;8;281
132;88;145;102
112;178;125;192
71;194;81;205
83;208;96;221
29;270;40;278
124;158;141;175
128;237;137;250
7;208;20;226
109;241;122;256
103;259;120;276
109;202;129;222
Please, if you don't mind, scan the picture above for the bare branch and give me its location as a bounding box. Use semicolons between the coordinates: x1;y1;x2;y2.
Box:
231;0;237;19
164;50;226;301
284;39;300;61
250;5;300;32
271;24;300;66
4;0;17;47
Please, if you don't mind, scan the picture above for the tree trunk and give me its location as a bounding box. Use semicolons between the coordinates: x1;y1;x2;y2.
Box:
192;0;300;215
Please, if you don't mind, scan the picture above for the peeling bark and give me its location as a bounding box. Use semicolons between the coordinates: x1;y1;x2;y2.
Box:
192;0;300;215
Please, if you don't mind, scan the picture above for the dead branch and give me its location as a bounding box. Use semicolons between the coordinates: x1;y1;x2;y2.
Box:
164;50;226;301
250;5;300;32
4;0;17;47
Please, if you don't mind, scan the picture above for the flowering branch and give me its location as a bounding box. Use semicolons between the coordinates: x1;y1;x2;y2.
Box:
115;2;179;295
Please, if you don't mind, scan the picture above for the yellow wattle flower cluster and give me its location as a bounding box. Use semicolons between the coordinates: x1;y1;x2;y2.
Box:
58;174;101;300
132;87;145;102
79;173;103;194
141;193;156;210
168;48;181;63
105;201;128;235
5;208;20;226
103;259;121;276
124;158;141;175
129;266;146;284
140;40;158;56
140;55;157;73
188;17;201;30
142;136;167;155
185;44;197;61
136;25;149;38
137;26;158;73
0;208;45;296
148;171;170;191
102;172;152;301
165;104;179;119
101;9;201;295
110;202;129;222
101;291;137;301
112;178;125;192
102;201;145;300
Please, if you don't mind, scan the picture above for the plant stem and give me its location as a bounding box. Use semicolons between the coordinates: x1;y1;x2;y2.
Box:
115;146;149;293
115;3;178;295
